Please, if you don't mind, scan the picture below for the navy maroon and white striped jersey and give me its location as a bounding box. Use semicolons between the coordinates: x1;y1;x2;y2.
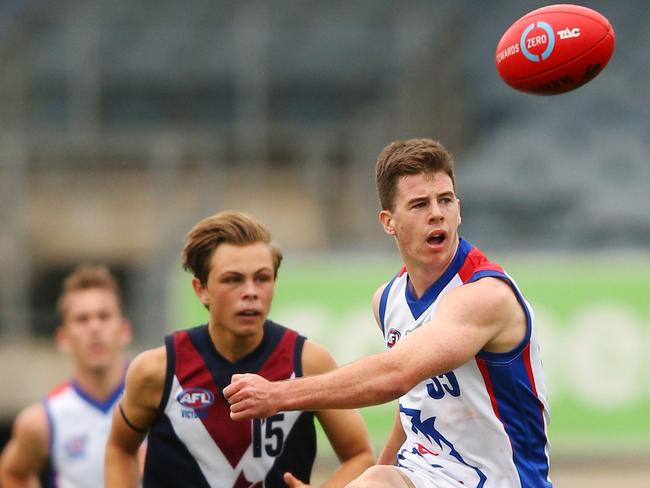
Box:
143;320;316;488
379;238;552;487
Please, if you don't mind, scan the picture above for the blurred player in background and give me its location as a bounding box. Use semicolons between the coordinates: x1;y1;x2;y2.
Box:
105;211;374;487
0;264;133;488
225;139;552;488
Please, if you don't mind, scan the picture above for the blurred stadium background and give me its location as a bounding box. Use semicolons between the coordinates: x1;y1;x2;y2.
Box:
0;0;649;485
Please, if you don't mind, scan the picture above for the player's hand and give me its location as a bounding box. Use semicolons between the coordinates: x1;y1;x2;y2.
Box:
283;472;311;487
223;373;279;420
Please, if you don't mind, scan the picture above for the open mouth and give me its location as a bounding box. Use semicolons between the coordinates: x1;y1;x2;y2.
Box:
237;309;261;318
89;343;108;354
427;232;446;245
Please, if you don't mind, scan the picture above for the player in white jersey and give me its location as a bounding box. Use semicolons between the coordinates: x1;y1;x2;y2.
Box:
0;265;133;488
225;138;552;487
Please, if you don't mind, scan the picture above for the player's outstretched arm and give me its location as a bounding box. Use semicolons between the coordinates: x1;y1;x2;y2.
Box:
105;347;166;488
225;278;517;418
0;403;49;488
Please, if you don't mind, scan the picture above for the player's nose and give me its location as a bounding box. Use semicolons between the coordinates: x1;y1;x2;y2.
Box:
241;279;259;300
428;202;443;222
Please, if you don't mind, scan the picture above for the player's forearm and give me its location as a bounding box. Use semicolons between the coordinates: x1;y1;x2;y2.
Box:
321;451;375;488
377;430;404;465
0;472;40;488
104;444;140;488
377;408;405;465
277;352;408;412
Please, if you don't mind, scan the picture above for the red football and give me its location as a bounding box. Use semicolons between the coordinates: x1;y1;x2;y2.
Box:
495;4;615;95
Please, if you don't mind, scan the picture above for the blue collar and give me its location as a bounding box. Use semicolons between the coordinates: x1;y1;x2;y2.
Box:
71;378;125;414
404;238;473;319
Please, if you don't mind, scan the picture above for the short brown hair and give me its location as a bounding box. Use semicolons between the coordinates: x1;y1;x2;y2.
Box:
375;138;456;211
182;211;283;284
56;264;123;319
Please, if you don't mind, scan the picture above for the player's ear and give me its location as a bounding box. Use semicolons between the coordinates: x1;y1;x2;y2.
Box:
119;318;133;347
379;210;395;236
55;325;72;354
191;277;210;307
457;199;462;226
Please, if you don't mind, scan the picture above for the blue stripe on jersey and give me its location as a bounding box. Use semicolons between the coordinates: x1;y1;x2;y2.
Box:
379;274;399;336
404;238;473;320
481;358;551;487
469;268;550;484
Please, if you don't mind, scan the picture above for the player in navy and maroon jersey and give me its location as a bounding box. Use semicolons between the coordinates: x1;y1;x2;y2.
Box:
105;211;374;488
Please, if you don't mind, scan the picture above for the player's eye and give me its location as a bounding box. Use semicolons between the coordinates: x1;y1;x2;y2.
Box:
75;314;90;324
222;276;241;284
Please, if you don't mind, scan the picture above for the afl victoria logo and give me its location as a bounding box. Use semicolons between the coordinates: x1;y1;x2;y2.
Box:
386;328;401;348
176;388;215;409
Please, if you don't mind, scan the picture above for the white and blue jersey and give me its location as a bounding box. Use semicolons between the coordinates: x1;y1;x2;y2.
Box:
43;379;124;488
379;238;551;487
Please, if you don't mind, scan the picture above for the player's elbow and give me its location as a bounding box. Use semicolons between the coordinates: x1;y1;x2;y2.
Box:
380;369;413;399
352;449;376;473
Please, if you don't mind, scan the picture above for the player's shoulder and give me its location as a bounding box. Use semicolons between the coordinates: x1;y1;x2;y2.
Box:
301;339;337;376
447;275;519;320
126;346;167;390
455;273;513;299
45;381;72;399
372;282;389;304
373;266;407;308
11;402;49;446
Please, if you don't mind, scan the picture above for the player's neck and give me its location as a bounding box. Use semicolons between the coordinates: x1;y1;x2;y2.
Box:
207;323;264;363
405;239;459;299
73;358;126;401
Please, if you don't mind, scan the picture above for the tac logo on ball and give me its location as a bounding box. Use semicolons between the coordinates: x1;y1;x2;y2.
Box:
520;21;555;62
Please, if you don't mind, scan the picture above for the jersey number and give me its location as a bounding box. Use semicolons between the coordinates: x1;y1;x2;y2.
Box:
426;372;460;399
252;414;284;457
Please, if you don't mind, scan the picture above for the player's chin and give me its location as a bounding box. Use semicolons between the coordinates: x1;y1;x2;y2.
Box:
84;358;112;373
233;314;265;331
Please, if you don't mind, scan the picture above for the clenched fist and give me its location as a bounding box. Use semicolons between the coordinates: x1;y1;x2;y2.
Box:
223;373;280;420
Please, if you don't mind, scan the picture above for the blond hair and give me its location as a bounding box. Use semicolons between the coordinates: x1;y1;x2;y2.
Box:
182;211;283;284
56;264;123;319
